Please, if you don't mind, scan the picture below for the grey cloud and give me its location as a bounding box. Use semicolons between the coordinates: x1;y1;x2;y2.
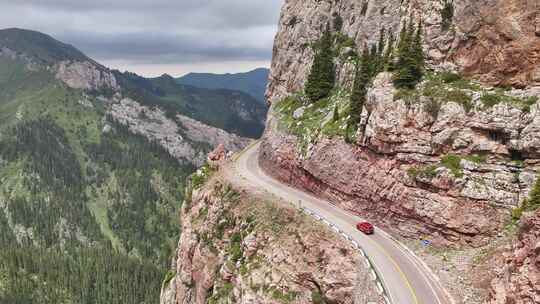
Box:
0;0;283;74
63;31;273;64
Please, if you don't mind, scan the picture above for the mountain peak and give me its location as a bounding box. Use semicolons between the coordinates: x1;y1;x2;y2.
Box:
177;68;270;103
0;27;90;64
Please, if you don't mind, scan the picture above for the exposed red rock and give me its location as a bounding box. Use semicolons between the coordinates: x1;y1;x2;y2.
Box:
208;143;227;162
487;209;540;304
161;180;383;304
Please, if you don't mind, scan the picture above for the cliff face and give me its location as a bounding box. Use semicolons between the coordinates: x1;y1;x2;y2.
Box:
161;179;382;304
259;0;540;302
267;0;540;103
263;0;540;246
487;210;540;303
261;72;540;246
109;97;250;167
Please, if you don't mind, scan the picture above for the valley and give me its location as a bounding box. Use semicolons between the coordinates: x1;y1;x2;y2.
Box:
0;28;268;304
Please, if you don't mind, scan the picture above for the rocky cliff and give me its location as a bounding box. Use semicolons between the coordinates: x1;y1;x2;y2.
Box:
109;97;250;167
487;209;540;303
161;176;383;304
267;0;540;103
261;72;540;247
259;0;540;302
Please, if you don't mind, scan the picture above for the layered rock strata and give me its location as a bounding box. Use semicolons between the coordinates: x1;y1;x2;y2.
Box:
161;179;382;304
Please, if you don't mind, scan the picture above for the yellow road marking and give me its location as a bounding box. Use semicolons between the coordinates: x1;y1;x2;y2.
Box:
231;139;260;162
236;142;421;304
364;235;420;304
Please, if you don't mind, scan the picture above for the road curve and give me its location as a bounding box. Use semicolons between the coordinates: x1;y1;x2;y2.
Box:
231;143;452;304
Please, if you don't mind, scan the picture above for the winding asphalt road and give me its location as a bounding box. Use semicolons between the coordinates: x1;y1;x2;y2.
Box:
231;143;453;304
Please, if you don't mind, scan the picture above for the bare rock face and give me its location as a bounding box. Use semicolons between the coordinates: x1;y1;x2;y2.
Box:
260;73;540;246
487;209;540;304
208;144;227;162
161;180;383;304
109;98;250;167
267;0;540;103
451;0;540;88
55;61;119;91
175;115;251;154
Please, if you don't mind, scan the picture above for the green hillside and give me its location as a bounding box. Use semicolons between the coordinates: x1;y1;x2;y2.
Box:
0;58;193;302
177;68;270;103
0;28;254;304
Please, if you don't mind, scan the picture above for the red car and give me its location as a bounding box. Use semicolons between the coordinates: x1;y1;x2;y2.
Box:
356;222;374;235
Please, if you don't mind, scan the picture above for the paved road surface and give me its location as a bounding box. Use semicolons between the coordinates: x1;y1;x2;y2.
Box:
231;143;453;304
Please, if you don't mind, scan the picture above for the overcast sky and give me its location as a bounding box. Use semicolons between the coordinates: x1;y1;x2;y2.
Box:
0;0;284;76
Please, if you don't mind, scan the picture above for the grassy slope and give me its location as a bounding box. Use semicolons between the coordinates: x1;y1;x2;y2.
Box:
0;58;192;303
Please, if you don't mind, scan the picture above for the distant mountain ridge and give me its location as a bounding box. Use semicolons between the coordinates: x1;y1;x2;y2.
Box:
177;68;270;103
114;71;267;138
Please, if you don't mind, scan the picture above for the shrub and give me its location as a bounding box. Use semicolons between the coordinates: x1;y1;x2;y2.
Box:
332;105;339;122
423;77;473;113
408;165;438;180
311;290;325;304
512;204;525;221
271;289;298;303
440;71;461;83
229;232;243;262
394;89;420;105
480;93;503;108
441;154;463;177
208;282;234;304
441;0;454;31
424;97;441;120
447;90;473;112
162;270;176;287
521;96;539;113
527;175;540;211
465;154;487;164
335;33;356;50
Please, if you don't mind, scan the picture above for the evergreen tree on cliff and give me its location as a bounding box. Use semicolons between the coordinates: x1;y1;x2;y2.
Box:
347;47;370;140
332;105;340;122
411;20;425;80
305;26;335;102
383;32;395;71
393;19;425;89
377;28;386;56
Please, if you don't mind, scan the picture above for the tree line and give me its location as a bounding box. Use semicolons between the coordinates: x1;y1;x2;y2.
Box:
304;18;425;138
0;115;194;303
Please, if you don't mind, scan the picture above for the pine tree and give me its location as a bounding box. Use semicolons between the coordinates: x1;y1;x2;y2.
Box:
393;18;425;89
383;32;395;71
305;26;335;102
332;105;340;122
347;49;370;139
375;28;386;73
397;21;408;55
377;28;386;56
410;20;425;85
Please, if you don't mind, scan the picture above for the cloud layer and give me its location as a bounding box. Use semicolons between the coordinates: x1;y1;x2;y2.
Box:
0;0;283;76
